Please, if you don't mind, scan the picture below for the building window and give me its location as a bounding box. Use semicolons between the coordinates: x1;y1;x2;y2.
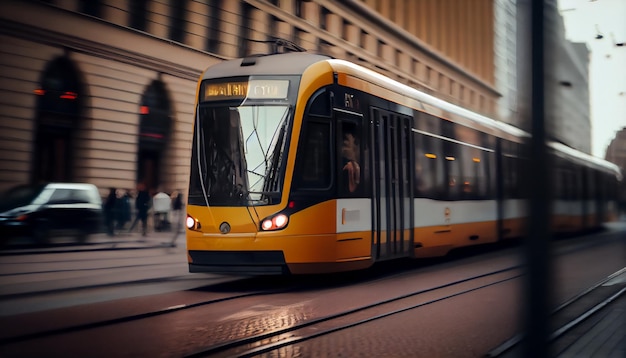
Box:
205;1;221;53
79;0;102;17
320;7;330;31
129;0;148;31
295;0;302;17
169;0;188;43
33;56;84;184
137;78;172;193
139;79;172;148
439;73;447;92
425;66;432;86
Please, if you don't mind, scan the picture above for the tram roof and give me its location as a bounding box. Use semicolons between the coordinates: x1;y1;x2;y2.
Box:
200;52;331;80
549;141;622;179
326;58;529;141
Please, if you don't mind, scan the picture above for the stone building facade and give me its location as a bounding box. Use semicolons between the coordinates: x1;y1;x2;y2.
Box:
0;0;498;196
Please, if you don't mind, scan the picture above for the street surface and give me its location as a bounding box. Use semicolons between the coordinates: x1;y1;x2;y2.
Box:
0;230;233;316
0;222;624;357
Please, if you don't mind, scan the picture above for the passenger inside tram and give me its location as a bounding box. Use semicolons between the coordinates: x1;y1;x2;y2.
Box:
341;130;361;193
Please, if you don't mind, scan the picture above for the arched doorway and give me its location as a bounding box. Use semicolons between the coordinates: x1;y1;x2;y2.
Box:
32;56;84;184
137;78;172;193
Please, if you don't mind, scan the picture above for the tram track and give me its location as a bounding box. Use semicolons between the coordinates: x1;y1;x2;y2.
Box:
185;265;524;357
193;233;619;358
0;261;522;355
0;247;512;349
0;278;304;346
486;266;626;357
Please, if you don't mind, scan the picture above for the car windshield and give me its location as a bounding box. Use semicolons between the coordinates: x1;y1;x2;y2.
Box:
189;104;291;206
0;184;46;212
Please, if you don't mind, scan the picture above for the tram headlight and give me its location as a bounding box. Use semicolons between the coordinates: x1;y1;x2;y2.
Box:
186;214;201;231
260;213;289;231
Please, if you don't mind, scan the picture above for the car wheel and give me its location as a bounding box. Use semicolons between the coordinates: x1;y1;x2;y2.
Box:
76;230;89;244
33;222;51;245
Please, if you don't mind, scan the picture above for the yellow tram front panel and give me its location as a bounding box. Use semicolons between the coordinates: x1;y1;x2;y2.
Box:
186;200;373;267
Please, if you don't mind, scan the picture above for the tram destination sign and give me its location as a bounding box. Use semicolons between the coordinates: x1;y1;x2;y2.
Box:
202;80;289;101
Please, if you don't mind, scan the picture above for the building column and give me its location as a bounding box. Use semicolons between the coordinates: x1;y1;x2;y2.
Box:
219;0;242;58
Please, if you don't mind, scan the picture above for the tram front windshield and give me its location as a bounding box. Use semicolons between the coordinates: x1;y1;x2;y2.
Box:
189;104;291;207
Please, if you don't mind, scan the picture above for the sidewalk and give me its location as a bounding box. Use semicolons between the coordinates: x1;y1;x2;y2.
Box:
92;226;186;249
82;225;187;252
553;269;626;358
1;227;186;254
554;292;625;357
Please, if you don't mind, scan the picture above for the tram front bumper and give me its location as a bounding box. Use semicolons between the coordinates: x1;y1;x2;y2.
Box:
188;250;289;275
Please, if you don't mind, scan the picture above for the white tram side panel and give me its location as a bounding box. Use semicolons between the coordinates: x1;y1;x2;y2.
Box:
336;198;372;233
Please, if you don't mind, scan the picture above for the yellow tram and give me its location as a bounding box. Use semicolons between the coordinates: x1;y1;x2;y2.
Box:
185;49;621;275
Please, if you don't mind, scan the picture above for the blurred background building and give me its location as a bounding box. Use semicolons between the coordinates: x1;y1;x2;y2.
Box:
544;0;592;154
0;0;598;197
605;127;626;208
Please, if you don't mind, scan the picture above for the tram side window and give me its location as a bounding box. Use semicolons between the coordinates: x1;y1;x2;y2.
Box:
484;150;496;199
564;166;575;201
570;167;578;201
461;145;488;200
340;121;362;196
479;133;497;200
563;169;573;200
442;123;461;200
585;169;597;200
554;161;570;200
502;141;520;199
450;146;463;200
415;114;447;199
574;166;583;201
293;121;331;189
556;159;574;201
308;89;331;116
455;125;484;199
552;165;561;200
414;133;439;198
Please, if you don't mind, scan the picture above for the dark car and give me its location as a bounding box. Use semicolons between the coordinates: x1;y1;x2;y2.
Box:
0;183;103;244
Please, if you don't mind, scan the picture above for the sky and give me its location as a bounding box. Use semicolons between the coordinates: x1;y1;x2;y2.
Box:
557;0;626;157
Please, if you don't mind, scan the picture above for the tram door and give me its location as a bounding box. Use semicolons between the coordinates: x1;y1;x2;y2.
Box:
371;109;414;260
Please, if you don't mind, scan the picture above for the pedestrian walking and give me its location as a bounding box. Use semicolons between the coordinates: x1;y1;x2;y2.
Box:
115;189;131;230
169;190;184;247
152;191;171;232
128;182;150;237
103;187;117;236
